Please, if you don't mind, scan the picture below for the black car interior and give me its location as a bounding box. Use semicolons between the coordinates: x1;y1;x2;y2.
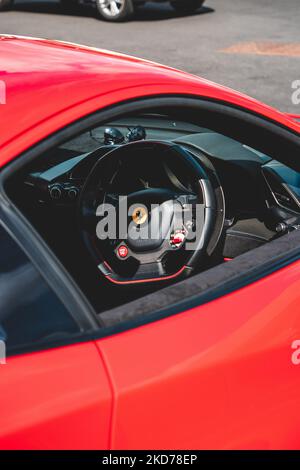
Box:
6;113;300;316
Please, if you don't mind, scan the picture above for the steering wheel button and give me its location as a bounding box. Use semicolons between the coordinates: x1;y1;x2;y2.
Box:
117;245;129;259
170;231;186;249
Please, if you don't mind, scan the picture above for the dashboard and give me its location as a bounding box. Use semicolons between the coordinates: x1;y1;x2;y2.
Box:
22;115;300;240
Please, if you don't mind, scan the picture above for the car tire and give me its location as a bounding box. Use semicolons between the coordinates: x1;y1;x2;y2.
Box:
0;0;13;11
170;0;205;14
96;0;135;21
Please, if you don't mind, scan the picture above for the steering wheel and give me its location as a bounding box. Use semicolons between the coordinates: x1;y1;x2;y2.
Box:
79;141;225;285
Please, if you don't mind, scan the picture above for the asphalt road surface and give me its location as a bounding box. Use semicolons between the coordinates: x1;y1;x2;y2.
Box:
0;0;299;113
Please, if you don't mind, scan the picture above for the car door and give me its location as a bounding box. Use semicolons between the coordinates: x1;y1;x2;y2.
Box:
0;221;112;450
96;258;300;449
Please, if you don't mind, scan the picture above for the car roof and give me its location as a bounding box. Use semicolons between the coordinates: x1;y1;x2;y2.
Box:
0;35;299;166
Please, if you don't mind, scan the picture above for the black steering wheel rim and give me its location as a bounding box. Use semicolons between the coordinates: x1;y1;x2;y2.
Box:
79;140;225;285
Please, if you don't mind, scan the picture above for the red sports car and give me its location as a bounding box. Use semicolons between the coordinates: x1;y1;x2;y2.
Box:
1;35;300;450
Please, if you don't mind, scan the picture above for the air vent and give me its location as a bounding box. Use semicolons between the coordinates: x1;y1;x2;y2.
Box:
262;168;300;212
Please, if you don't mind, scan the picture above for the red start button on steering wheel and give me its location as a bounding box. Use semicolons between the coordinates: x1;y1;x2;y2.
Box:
117;245;129;259
170;230;186;249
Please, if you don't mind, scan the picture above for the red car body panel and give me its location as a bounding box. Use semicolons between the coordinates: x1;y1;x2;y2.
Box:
286;113;300;122
0;343;112;450
1;35;300;449
98;260;300;450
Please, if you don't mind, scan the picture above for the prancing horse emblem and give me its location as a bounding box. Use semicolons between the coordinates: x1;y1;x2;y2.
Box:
132;206;148;225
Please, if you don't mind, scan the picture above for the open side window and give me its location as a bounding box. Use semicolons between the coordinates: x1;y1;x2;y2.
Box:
2;96;300;351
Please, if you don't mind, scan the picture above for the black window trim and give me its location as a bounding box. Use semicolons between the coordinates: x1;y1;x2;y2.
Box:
1;94;300;358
